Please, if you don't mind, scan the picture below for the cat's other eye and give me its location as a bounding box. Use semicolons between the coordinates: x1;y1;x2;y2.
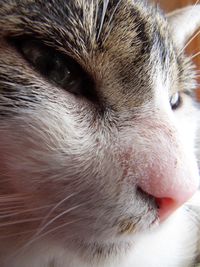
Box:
170;92;182;110
12;38;96;100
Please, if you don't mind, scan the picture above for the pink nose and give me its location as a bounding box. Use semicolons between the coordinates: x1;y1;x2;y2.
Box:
138;164;199;222
156;198;183;221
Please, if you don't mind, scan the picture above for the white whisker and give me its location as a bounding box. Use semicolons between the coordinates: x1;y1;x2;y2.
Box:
193;0;200;8
0;229;35;240
191;51;200;60
103;0;123;44
0;217;43;228
180;28;200;56
35;203;84;237
39;219;81;238
29;219;80;245
13;219;80;261
0;204;53;219
94;0;99;35
0;204;24;209
97;0;110;41
0;194;28;202
178;0;200;55
14;194;81;259
36;193;77;235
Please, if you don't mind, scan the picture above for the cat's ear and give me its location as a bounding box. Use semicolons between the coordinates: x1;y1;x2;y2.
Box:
167;5;200;49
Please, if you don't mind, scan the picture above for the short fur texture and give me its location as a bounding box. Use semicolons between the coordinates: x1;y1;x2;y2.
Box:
0;0;200;266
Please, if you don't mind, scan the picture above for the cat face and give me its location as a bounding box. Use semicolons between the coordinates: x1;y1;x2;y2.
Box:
0;0;199;249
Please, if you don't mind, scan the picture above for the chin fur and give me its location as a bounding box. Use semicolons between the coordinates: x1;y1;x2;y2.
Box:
1;200;200;267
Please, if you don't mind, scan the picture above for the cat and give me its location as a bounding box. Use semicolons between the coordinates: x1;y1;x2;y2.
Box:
0;0;200;266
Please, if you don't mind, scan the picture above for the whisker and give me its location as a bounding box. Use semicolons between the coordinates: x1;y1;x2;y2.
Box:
36;193;77;235
0;217;43;228
191;51;200;60
0;204;53;219
0;203;24;208
34;219;80;242
103;0;123;44
178;0;200;55
97;0;110;41
0;229;35;240
94;0;99;35
38;219;81;239
91;0;101;49
0;209;25;216
13;219;81;260
180;28;200;56
15;193;80;257
0;194;29;202
184;0;200;25
193;0;200;7
35;203;84;238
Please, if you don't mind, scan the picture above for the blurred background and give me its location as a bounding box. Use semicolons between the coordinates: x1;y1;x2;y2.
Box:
152;0;200;100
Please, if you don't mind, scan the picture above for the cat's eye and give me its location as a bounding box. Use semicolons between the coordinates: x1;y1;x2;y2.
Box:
170;92;182;110
13;38;96;100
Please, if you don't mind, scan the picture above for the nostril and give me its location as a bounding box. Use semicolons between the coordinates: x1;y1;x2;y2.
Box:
155;197;177;222
137;178;197;222
137;186;178;221
156;197;174;209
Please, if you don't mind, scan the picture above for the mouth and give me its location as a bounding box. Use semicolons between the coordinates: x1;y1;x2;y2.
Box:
117;212;159;235
116;188;160;236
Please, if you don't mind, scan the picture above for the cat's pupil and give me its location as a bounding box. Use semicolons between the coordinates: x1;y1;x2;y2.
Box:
47;56;72;88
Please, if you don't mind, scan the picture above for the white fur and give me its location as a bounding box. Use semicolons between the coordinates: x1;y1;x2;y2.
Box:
167;5;200;48
4;204;199;267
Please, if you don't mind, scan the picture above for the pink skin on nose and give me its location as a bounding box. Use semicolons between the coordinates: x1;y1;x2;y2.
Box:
137;159;199;222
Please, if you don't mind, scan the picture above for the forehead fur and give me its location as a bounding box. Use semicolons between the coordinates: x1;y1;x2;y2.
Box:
0;0;195;109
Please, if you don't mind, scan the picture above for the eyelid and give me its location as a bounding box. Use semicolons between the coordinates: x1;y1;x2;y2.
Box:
10;36;97;102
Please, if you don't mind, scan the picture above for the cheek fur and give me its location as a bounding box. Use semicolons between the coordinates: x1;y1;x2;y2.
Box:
0;94;199;246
